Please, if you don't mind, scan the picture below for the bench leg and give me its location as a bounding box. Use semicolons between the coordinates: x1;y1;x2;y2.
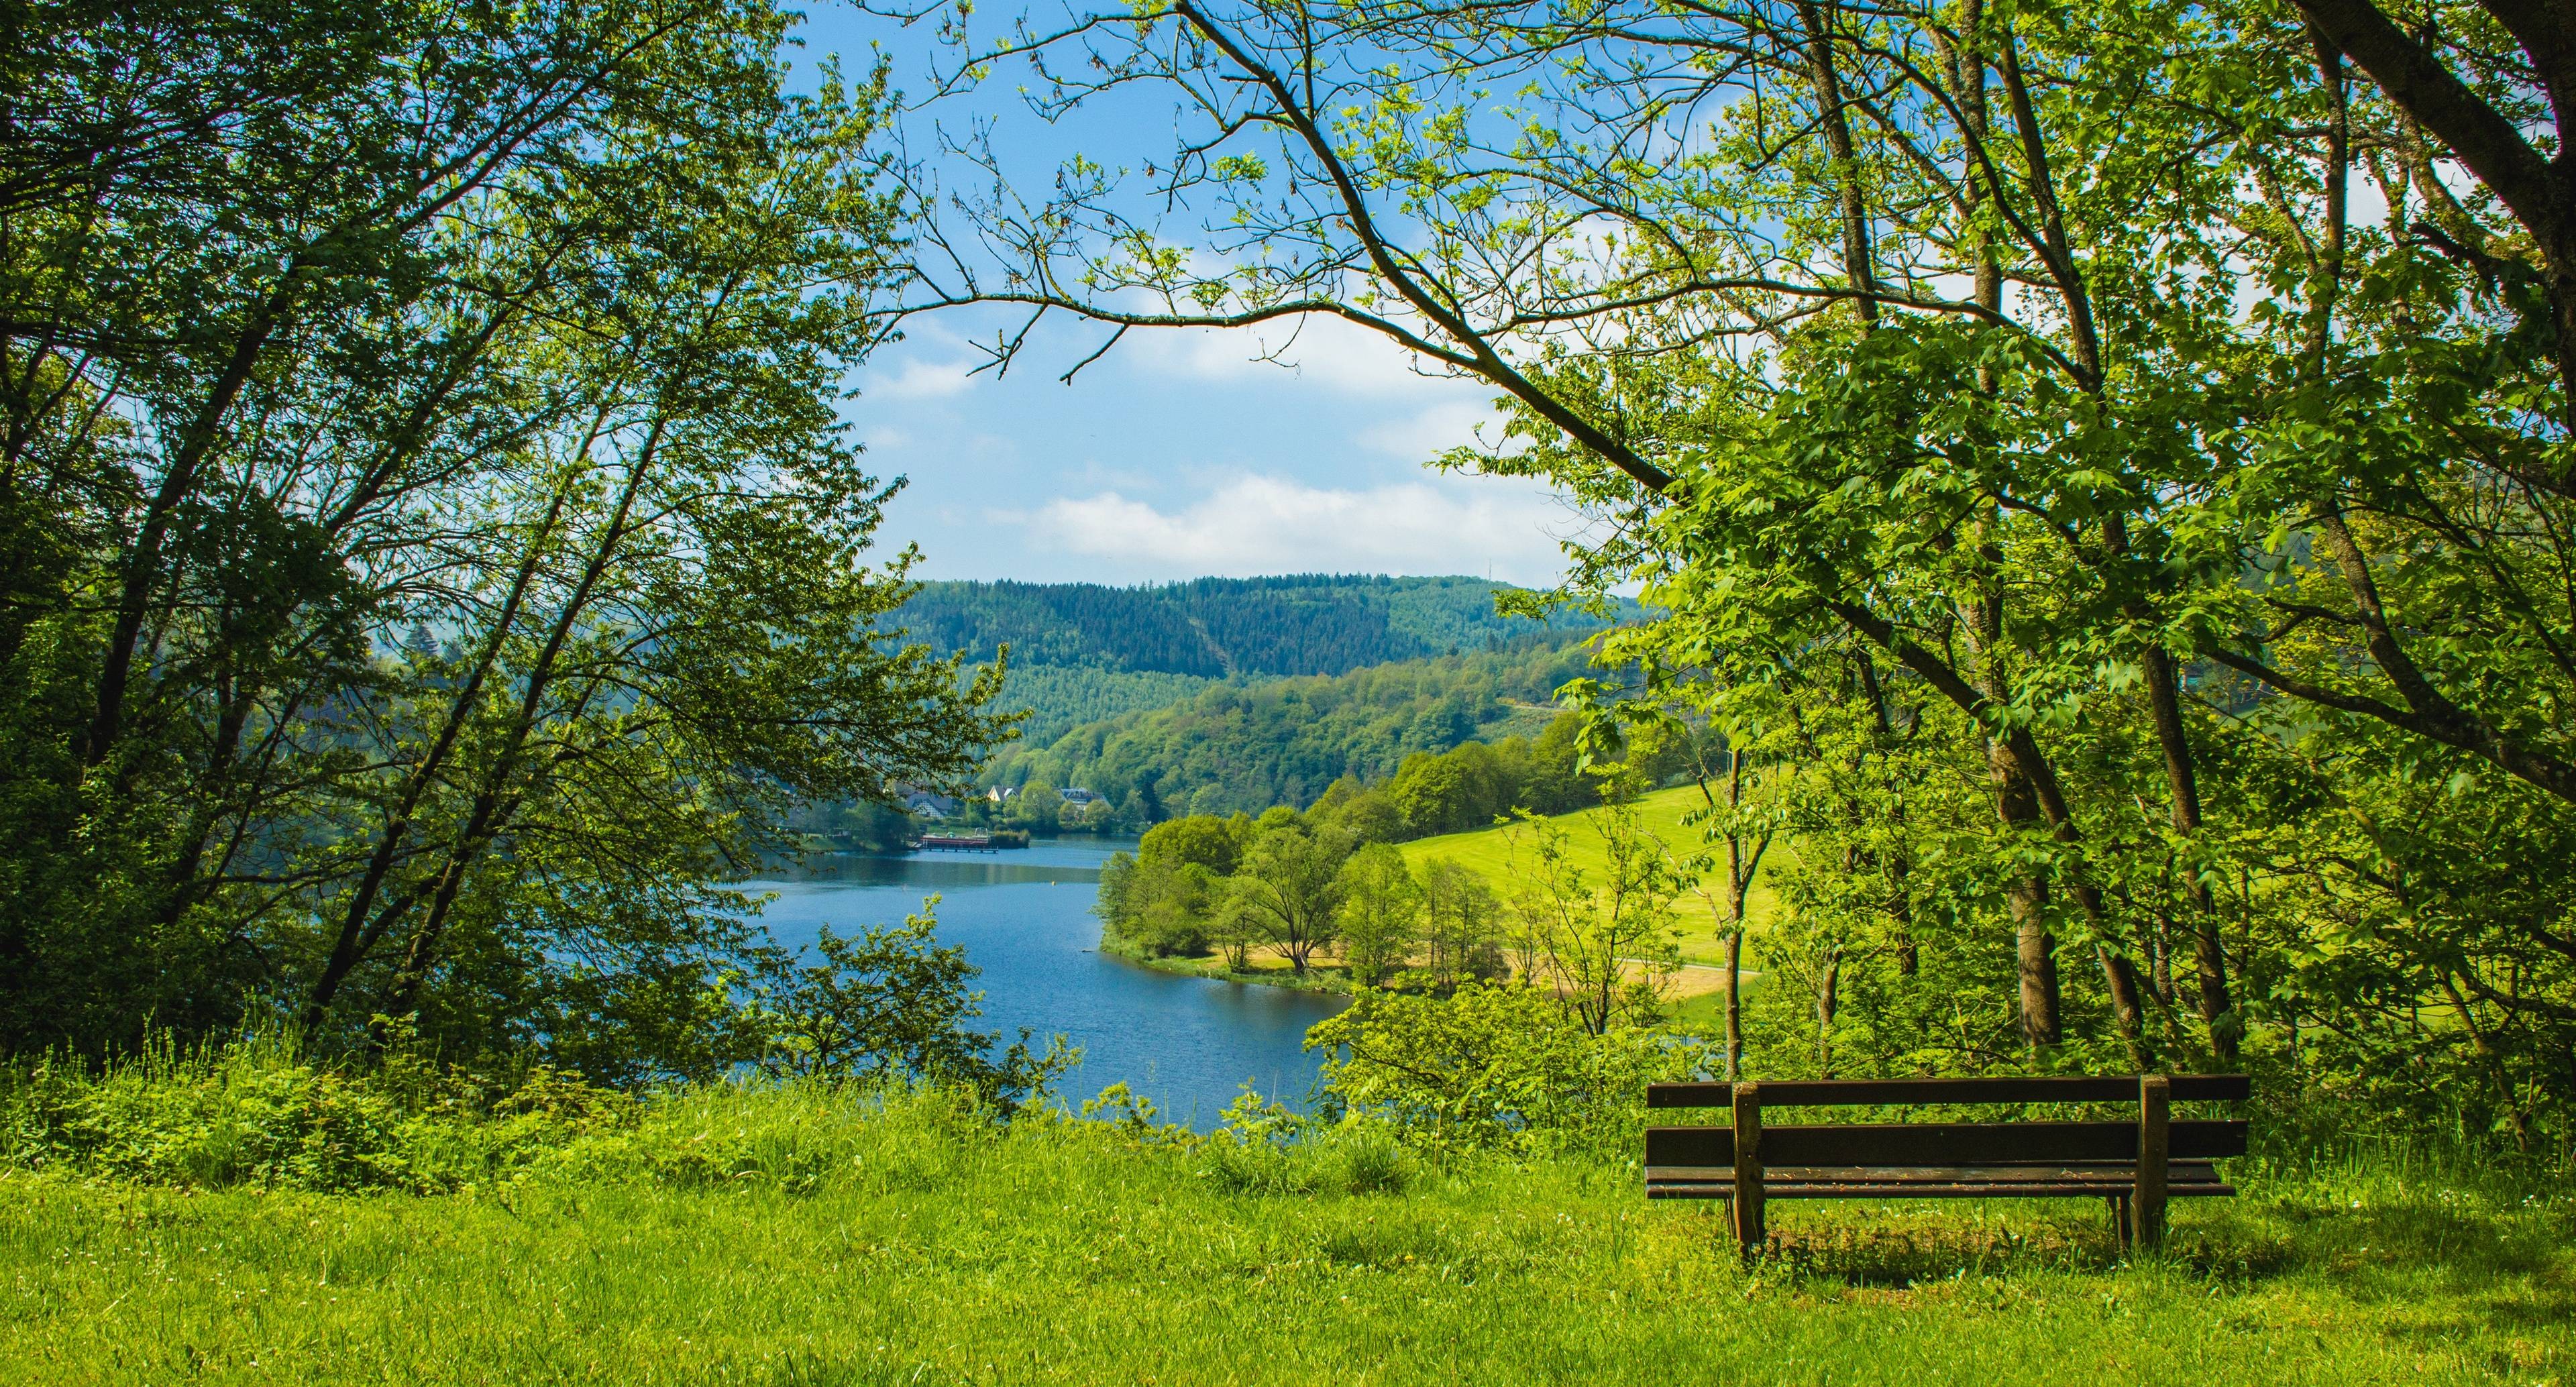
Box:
2108;1194;2132;1248
2135;1075;2170;1251
1733;1083;1765;1258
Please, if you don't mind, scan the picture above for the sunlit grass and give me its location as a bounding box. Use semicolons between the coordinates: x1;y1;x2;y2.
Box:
3;1085;2564;1386
1398;784;1786;964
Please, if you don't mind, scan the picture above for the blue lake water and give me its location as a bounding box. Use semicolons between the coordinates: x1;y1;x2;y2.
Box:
745;836;1346;1128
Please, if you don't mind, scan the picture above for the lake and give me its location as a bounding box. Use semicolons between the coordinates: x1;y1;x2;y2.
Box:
747;836;1346;1128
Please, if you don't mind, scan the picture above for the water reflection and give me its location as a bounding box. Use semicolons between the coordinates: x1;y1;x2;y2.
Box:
794;854;1104;889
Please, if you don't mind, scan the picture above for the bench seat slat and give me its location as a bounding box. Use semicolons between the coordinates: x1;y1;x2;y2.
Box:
1646;1181;2238;1201
1645;1119;2247;1168
1646;1162;2224;1185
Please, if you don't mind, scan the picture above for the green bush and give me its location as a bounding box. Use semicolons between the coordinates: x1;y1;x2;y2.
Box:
1306;982;1710;1158
1;1039;1413;1201
0;1036;627;1192
1181;1089;1424;1197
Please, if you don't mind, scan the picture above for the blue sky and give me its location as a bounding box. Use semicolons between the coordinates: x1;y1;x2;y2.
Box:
790;7;1582;588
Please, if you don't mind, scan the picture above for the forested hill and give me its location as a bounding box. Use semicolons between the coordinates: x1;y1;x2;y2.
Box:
902;575;1633;677
985;641;1595;818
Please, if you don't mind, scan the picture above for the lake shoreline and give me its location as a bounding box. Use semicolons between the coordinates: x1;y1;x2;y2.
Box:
1101;944;1354;996
753;839;1344;1127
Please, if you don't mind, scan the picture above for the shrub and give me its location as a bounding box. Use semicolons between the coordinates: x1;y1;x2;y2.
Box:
0;1036;627;1192
1191;1089;1420;1197
1305;982;1711;1158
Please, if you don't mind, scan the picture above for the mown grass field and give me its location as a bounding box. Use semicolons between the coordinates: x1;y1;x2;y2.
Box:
1397;784;1784;969
1;1087;2565;1386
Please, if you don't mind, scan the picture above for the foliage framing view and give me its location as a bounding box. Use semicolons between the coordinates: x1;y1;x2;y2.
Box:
0;0;1016;1078
5;0;2575;1158
899;0;2576;1141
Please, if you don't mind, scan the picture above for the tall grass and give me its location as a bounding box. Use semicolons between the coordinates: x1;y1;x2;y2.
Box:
0;1044;2567;1384
0;1032;625;1192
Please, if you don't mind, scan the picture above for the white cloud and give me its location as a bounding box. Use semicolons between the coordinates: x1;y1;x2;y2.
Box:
865;358;979;400
1126;316;1482;400
1002;473;1572;584
1358;400;1504;462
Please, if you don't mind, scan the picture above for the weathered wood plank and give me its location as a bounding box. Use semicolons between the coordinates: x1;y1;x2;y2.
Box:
1646;1162;2225;1184
1646;1075;2251;1108
1732;1081;1765;1254
1643;1119;2247;1168
2135;1074;2171;1250
1645;1181;2238;1201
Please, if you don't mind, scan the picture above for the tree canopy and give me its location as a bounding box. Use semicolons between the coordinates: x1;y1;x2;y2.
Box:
900;0;2576;1140
1;0;1008;1075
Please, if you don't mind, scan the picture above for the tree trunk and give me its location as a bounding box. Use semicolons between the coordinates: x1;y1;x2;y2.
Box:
299;486;572;1038
86;280;297;767
1888;865;1919;977
1794;0;1878;323
1815;944;1840;1077
2439;971;2531;1151
1722;928;1743;1083
1987;724;2063;1048
1854;655;1919;977
2143;646;2235;1059
2096;945;2152;1070
2009;874;2059;1048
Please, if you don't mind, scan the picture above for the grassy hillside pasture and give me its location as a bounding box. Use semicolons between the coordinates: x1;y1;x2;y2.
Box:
1398;785;1786;970
0;1086;2563;1386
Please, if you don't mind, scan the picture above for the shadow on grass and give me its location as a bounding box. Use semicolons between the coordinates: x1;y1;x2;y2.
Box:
1687;1183;2563;1293
2232;1193;2571;1288
1746;1207;2132;1286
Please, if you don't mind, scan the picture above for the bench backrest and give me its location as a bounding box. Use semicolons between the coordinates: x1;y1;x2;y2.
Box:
1648;1074;2251;1108
1646;1119;2246;1166
1644;1074;2251;1170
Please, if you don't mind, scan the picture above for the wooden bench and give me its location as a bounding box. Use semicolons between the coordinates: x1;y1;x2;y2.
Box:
1644;1074;2250;1253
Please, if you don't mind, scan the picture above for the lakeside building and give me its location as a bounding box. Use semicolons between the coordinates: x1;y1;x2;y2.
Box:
900;789;962;820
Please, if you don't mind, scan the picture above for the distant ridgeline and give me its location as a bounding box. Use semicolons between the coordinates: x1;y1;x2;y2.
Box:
904;575;1633;747
900;575;1640;818
903;574;1625;677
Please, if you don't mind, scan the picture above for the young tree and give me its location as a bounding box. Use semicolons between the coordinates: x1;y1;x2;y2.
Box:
1419;860;1505;997
1208;892;1259;973
751;904;1071;1111
1335;844;1423;988
1675;712;1784;1082
1503;802;1687;1036
1228;823;1353;973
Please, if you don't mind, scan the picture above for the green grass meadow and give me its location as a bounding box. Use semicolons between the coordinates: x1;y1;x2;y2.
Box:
1398;784;1784;968
2;1085;2565;1386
